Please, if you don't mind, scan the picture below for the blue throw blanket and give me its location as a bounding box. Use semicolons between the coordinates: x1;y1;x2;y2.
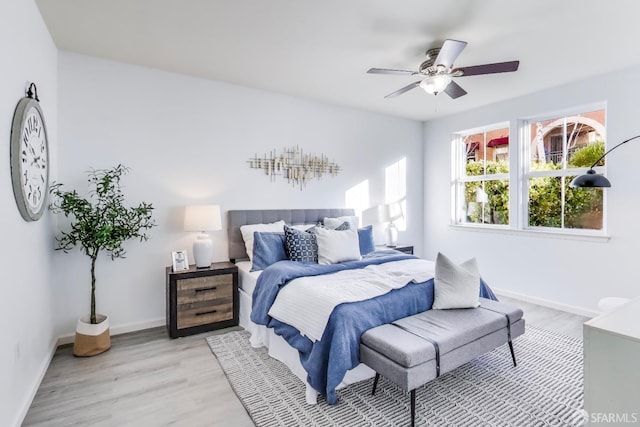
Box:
250;251;496;404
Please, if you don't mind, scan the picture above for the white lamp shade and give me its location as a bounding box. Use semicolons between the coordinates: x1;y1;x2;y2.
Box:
363;203;403;247
184;205;222;232
475;187;489;203
362;203;403;226
386;201;403;223
362;205;390;226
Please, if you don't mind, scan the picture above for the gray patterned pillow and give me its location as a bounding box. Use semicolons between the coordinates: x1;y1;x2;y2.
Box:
284;224;318;262
333;221;351;231
308;221;350;233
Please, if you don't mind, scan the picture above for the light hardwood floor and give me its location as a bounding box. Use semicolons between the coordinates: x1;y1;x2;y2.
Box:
23;298;591;426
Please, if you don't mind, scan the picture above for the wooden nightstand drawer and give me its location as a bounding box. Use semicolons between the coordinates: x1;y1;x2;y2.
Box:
166;262;239;338
177;300;233;329
177;274;233;304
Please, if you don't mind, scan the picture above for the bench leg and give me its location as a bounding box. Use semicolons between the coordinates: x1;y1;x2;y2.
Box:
508;340;517;367
371;373;380;395
410;389;416;427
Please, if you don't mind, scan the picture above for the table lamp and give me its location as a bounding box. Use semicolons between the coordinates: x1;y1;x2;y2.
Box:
362;203;403;247
184;204;222;268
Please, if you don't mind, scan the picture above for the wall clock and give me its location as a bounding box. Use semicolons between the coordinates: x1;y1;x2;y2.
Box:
10;83;49;221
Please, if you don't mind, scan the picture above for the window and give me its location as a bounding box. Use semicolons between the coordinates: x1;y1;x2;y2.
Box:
452;123;510;226
385;158;406;230
524;107;606;231
451;105;607;235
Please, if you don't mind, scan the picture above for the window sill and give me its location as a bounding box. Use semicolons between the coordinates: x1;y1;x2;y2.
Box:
449;224;610;243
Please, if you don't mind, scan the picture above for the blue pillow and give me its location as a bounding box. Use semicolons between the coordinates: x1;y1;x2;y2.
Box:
358;225;375;255
251;232;286;271
284;224;317;262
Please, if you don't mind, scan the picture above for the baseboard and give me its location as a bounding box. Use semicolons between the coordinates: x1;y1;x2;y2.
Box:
493;287;600;318
56;317;166;346
13;335;59;427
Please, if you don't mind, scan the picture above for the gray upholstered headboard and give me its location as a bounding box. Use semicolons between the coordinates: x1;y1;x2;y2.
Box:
227;208;355;262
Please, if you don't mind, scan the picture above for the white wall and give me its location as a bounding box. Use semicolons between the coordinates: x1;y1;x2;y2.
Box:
423;65;640;314
0;1;58;426
55;52;424;337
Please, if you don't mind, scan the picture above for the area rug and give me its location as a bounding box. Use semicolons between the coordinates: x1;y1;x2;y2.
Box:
206;326;584;426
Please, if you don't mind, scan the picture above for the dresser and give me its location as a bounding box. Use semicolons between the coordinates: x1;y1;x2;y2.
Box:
583;296;640;425
166;262;239;338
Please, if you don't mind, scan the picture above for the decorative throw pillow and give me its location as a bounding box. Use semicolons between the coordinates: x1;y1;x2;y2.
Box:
284;224;318;262
250;232;287;272
310;221;349;233
324;215;359;230
315;227;362;265
240;220;286;261
357;225;376;255
432;252;481;309
289;224;316;232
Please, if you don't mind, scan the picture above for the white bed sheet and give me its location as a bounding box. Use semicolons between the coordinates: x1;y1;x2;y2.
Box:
236;260;260;295
235;261;374;404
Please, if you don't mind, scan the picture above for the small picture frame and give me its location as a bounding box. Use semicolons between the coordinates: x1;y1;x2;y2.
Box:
172;250;190;272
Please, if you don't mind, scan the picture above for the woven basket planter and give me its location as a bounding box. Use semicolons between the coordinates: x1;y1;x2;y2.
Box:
73;314;111;357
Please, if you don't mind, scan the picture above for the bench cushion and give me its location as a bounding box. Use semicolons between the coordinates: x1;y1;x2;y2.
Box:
360;324;436;368
477;297;523;325
361;298;523;368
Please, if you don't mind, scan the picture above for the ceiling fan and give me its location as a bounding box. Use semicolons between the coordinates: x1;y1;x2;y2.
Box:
367;39;519;99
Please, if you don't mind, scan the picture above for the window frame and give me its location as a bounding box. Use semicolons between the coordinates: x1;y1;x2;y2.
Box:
451;121;510;227
520;104;607;235
450;103;607;237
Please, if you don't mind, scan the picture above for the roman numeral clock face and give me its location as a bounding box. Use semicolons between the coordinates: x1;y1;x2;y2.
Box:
11;97;49;221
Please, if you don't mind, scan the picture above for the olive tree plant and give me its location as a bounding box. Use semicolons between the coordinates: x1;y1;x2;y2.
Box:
49;164;156;324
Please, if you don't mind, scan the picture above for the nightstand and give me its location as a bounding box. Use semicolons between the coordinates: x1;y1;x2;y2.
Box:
387;244;414;255
166;261;239;338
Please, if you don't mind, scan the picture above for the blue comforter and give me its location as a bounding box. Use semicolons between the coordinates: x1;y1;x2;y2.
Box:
250;251;496;404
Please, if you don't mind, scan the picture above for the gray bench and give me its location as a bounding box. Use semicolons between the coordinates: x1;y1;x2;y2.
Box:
360;298;525;427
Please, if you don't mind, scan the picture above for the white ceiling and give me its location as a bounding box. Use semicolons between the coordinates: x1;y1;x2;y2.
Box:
36;0;640;121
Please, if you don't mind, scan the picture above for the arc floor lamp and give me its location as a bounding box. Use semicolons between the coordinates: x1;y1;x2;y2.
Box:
570;135;640;188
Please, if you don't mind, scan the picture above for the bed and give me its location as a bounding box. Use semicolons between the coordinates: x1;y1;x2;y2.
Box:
228;208;496;405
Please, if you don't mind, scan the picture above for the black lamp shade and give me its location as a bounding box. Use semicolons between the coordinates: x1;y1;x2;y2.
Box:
570;169;611;188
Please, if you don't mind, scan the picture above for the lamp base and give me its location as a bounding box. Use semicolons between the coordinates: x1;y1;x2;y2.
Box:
193;233;213;268
385;223;398;247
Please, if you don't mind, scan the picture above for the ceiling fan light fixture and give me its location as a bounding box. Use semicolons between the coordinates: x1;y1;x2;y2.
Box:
420;74;452;95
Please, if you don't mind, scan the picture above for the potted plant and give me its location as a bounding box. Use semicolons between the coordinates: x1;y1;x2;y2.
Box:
49;164;155;356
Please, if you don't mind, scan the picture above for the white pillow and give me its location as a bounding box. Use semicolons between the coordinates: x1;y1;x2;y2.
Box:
324;215;359;230
315;227;362;265
432;252;481;309
240;220;286;261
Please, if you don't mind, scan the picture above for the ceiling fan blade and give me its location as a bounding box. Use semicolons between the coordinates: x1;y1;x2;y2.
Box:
444;80;467;99
455;60;520;76
384;81;421;98
367;67;415;76
434;39;467;68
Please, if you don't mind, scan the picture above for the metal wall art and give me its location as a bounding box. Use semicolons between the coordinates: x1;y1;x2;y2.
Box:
248;146;341;190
